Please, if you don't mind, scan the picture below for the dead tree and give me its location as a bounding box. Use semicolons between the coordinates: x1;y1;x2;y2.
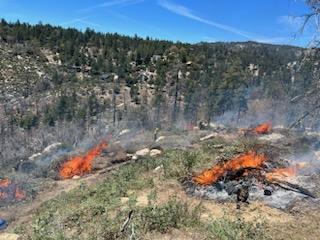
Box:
288;0;320;128
172;71;180;124
112;76;117;126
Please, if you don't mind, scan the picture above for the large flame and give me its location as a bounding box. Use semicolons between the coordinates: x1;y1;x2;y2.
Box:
59;141;108;179
254;122;272;134
193;151;267;185
266;163;306;181
0;179;26;202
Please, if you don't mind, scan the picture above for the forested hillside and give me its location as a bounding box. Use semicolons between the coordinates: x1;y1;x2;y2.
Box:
1;19;320;166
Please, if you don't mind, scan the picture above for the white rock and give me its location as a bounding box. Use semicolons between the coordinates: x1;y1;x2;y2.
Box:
117;103;124;108
150;149;162;157
200;133;218;141
0;233;20;240
209;122;225;129
119;129;130;136
72;175;80;180
155;136;165;142
153;165;163;173
259;133;284;142
132;155;138;160
43;142;62;154
273;125;285;130
135;148;150;157
28;152;42;161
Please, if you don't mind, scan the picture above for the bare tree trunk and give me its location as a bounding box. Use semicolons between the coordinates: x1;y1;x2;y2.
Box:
172;72;180;124
113;78;117;126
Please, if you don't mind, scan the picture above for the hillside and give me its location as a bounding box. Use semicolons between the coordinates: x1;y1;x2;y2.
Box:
1;19;320;175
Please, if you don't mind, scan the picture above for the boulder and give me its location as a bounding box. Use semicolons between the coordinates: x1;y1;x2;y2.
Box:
0;234;20;240
135;148;150;157
43;142;62;154
153;165;164;173
155;136;165;142
259;133;284;142
119;129;130;136
200;133;218;141
150;149;162;157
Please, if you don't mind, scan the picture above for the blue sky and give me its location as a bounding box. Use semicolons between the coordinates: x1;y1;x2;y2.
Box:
0;0;314;46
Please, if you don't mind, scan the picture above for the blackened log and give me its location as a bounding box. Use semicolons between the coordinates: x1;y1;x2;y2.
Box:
270;180;316;198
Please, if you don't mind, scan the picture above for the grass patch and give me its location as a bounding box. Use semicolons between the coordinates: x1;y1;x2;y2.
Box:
138;198;202;234
204;217;271;240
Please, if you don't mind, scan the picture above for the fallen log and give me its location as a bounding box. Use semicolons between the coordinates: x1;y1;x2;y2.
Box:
269;179;316;198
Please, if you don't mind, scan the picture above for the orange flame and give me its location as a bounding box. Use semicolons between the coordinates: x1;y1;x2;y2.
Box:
15;188;26;201
254;122;272;134
0;179;26;201
266;163;306;181
0;179;11;188
193;151;267;185
59;141;108;179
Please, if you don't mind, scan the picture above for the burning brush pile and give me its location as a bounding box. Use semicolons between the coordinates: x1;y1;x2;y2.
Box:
59;141;108;179
0;179;26;206
56;139;129;179
185;123;318;209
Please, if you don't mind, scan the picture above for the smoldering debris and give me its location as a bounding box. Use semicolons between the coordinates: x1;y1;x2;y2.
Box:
185;124;320;210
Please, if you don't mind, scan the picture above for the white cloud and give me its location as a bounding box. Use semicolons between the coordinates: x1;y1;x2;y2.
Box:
158;0;294;45
158;0;259;40
77;0;144;13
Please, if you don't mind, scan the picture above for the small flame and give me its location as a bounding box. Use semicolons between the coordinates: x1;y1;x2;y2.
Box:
193;151;267;185
15;188;26;201
266;163;306;181
254;122;272;134
0;179;26;202
59;141;108;179
0;179;11;188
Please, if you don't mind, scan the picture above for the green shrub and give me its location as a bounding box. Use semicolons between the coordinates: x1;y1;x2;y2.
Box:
138;199;202;233
182;151;198;172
